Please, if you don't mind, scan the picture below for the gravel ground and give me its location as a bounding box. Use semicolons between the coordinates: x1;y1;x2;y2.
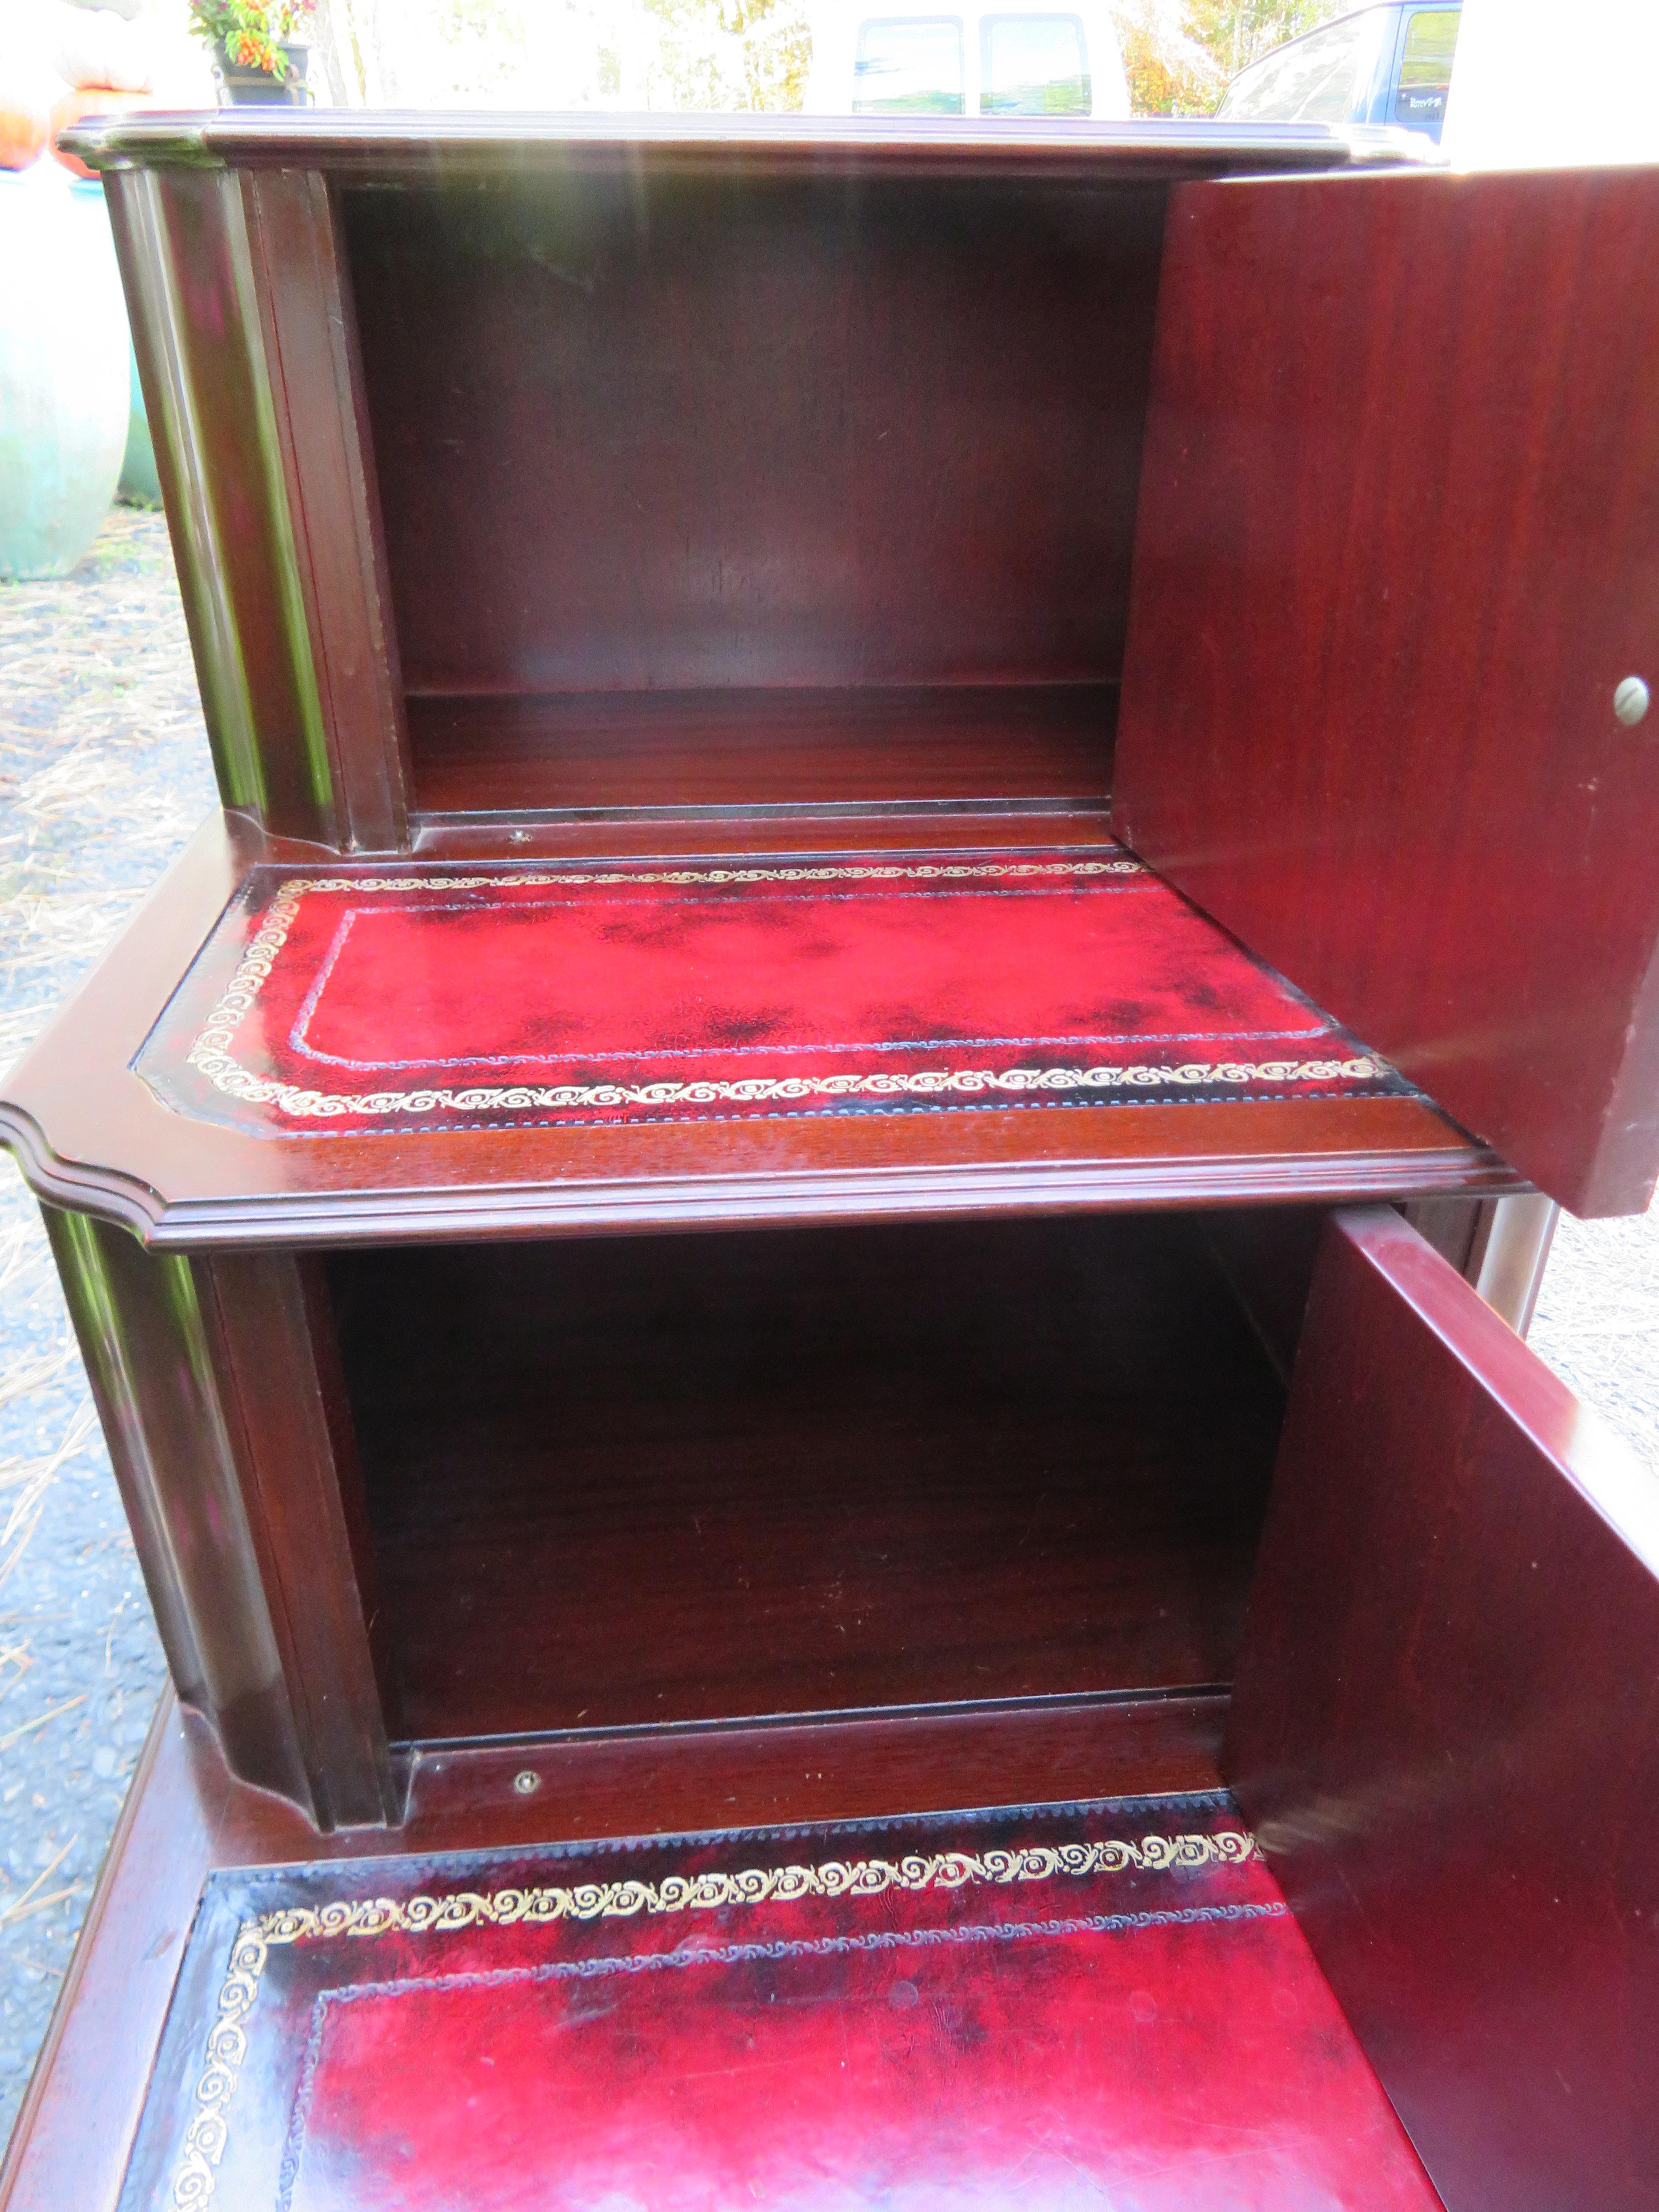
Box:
1531;1206;1659;1475
0;509;216;2150
0;508;1654;2154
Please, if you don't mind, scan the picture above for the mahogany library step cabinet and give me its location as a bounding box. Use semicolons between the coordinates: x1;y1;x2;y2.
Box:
2;107;1657;2212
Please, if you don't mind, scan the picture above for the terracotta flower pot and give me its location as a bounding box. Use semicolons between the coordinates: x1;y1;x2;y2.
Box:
212;38;311;106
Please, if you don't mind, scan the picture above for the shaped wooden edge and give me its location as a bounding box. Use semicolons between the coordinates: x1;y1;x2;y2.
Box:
0;815;1523;1251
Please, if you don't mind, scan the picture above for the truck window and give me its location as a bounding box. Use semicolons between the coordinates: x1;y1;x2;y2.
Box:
1219;8;1380;122
1393;7;1459;136
979;14;1091;114
853;17;966;112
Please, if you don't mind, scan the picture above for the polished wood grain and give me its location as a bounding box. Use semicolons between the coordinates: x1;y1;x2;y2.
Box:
1227;1207;1659;2212
1115;166;1659;1220
346;172;1160;719
44;1208;397;1828
105;165;337;846
240;167;413;850
92;120;1642;1228
196;1252;402;1828
399;1692;1229;1840
410;684;1116;817
22;1194;1309;1834
332;1214;1282;1740
0;820;1519;1249
43;1207;315;1810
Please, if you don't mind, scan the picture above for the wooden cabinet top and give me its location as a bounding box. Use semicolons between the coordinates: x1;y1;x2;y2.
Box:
67;108;1405;174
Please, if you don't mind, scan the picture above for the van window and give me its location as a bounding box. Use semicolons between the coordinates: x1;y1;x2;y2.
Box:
980;14;1090;115
854;17;966;113
1220;8;1378;122
1393;7;1459;134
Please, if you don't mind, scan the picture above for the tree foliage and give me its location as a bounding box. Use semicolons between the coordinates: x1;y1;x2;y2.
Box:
643;0;810;110
1112;0;1348;115
311;0;810;110
311;0;1350;117
1187;0;1348;79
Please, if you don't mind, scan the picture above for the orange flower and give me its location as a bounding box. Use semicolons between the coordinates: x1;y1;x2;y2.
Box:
230;29;282;72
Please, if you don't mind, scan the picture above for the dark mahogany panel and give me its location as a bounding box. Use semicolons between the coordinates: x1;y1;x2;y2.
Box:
41;1213;399;1830
240;167;414;850
343;171;1164;805
1227;1206;1659;2212
409;682;1115;812
1115;166;1659;1218
333;1213;1285;1741
107;165;339;845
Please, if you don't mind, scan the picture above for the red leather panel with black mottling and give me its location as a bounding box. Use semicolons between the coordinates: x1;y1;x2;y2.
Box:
120;1794;1443;2210
135;851;1407;1135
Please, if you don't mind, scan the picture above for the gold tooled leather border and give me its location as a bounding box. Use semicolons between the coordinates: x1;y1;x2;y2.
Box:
168;1828;1256;2208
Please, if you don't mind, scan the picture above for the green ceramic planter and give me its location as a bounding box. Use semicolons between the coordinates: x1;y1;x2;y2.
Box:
0;166;129;580
119;349;163;507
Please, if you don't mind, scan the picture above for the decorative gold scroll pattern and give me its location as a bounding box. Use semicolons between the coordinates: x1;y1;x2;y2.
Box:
178;859;1383;1123
261;1828;1258;1944
170;1919;269;2210
169;1828;1254;2208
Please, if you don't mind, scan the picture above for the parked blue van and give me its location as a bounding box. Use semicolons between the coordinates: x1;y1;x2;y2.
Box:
1214;3;1460;142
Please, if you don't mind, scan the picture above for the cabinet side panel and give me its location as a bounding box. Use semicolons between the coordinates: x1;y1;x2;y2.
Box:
102;164;337;845
1114;167;1659;1217
240;169;413;851
199;1251;400;1830
1227;1206;1659;2212
44;1208;314;1813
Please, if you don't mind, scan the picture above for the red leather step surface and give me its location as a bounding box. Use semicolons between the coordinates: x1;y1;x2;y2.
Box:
121;1793;1443;2210
136;850;1409;1135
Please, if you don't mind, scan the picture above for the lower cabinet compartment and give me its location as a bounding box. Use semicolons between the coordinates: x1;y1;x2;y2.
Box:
42;1200;1659;2212
326;1211;1294;1753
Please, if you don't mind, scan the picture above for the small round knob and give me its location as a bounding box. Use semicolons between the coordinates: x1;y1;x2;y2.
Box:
1614;675;1650;726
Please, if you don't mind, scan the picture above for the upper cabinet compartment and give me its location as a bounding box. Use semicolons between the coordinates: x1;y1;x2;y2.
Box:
1113;168;1659;1218
342;169;1161;817
93;118;1372;850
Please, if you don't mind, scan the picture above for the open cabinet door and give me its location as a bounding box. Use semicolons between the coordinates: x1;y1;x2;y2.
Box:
1227;1207;1659;2212
1113;167;1659;1217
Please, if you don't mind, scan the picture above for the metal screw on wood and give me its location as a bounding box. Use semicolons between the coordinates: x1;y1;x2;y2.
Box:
513;1770;541;1795
1613;675;1650;726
